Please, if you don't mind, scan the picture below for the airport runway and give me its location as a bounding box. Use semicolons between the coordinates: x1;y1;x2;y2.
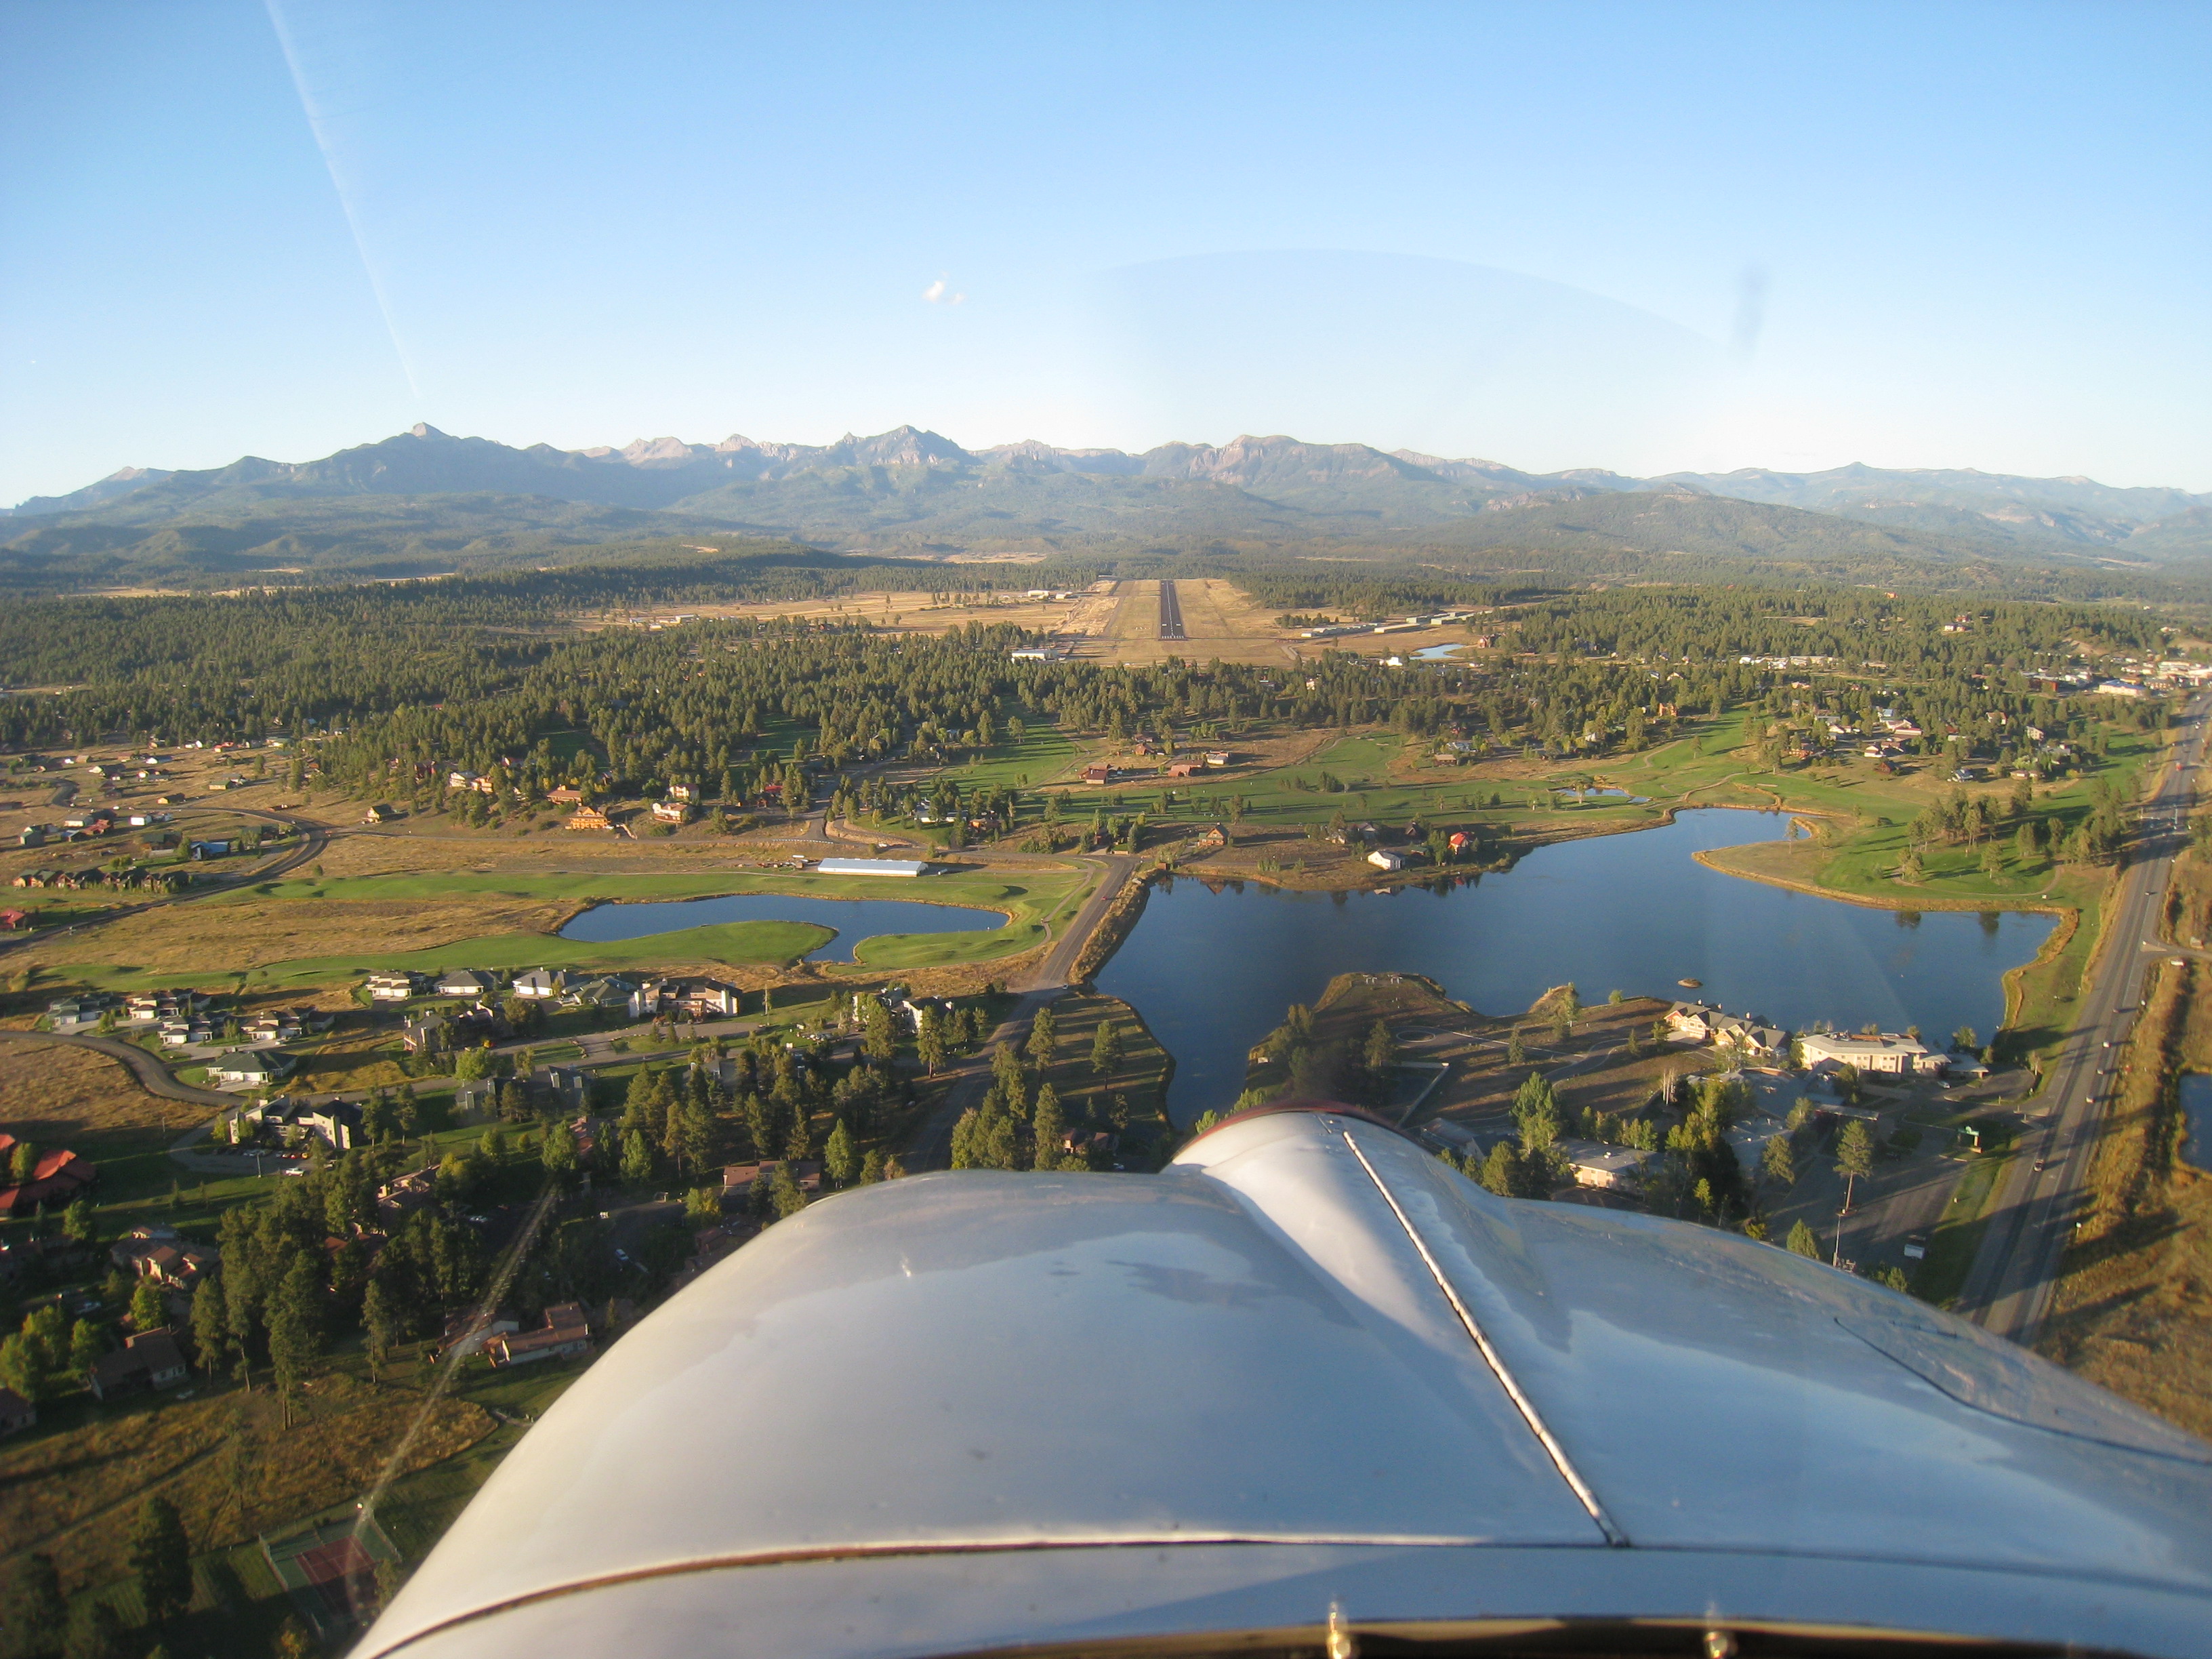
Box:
1158;580;1186;642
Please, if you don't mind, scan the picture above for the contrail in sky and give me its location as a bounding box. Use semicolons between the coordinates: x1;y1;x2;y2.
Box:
263;0;422;399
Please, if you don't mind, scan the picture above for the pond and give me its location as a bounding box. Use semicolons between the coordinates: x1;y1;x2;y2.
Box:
558;892;1007;964
1094;809;2057;1124
2182;1075;2212;1175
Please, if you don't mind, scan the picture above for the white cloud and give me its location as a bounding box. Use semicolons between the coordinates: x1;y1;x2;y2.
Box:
922;274;966;305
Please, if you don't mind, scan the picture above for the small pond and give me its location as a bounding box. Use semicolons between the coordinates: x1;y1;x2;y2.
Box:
2182;1075;2212;1175
1096;808;2057;1124
559;892;1007;964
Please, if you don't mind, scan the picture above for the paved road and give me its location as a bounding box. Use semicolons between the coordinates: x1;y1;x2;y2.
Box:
1957;694;2210;1342
1157;580;1186;642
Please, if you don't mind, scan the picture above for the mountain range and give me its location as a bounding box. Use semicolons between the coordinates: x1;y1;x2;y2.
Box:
5;424;2209;591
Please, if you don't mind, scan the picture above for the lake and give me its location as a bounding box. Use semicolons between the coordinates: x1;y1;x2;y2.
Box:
1095;809;2057;1124
558;893;1007;964
2182;1075;2212;1175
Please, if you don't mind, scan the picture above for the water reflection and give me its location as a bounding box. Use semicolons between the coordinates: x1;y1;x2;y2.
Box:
1099;811;2055;1124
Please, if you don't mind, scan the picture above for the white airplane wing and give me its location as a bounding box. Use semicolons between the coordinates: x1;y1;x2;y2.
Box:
356;1105;2212;1659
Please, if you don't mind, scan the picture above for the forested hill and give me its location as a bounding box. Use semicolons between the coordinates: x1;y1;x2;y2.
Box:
4;424;2207;594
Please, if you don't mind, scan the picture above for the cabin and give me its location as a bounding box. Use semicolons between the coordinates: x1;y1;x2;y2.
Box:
1082;764;1113;785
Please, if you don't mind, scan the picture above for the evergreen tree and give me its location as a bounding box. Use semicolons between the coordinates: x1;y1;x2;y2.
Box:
620;1128;655;1185
1506;1025;1525;1066
1090;1019;1124;1077
860;998;895;1064
1835;1119;1876;1214
824;1120;857;1188
1760;1133;1797;1189
1785;1220;1822;1258
68;1319;104;1378
1478;1141;1523;1197
541;1118;578;1183
916;1008;947;1076
1026;1006;1057;1066
224;1258;256;1391
362;1279;398;1384
190;1276;228;1378
267;1255;323;1428
126;1496;192;1628
1030;1085;1065;1170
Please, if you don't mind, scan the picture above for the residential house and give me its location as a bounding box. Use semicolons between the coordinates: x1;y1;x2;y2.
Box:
650;800;691;824
0;1136;97;1216
1366;848;1407;872
1665;1002;1721;1041
111;1228;214;1291
436;970;494;998
667;783;696;802
546;785;585;805
0;1388;35;1436
535;1065;592;1115
376;1166;439;1224
1709;1012;1788;1061
241;1097;362;1151
488;1302;594;1368
1797;1031;1949;1078
0;909;31;931
510;967;565;1000
1081;764;1113;785
1204;750;1232;767
563;806;611;832
722;1160;823;1203
211;1052;295;1088
367;971;424;1002
447;771;494;794
438;1307;520;1360
630;977;744;1021
362;804;396;824
562;975;635;1010
87;1329;189;1401
1165;762;1200;779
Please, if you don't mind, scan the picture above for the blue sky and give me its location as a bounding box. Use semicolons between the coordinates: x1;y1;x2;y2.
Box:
2;1;2207;503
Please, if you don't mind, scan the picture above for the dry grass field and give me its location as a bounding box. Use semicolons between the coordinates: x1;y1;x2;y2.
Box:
23;895;572;977
0;1040;194;1145
0;1373;491;1593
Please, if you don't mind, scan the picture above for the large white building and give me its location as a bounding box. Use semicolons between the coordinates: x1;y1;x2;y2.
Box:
1797;1031;1949;1078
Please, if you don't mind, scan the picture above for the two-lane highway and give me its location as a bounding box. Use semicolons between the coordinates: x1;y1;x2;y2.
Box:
1958;694;2209;1342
